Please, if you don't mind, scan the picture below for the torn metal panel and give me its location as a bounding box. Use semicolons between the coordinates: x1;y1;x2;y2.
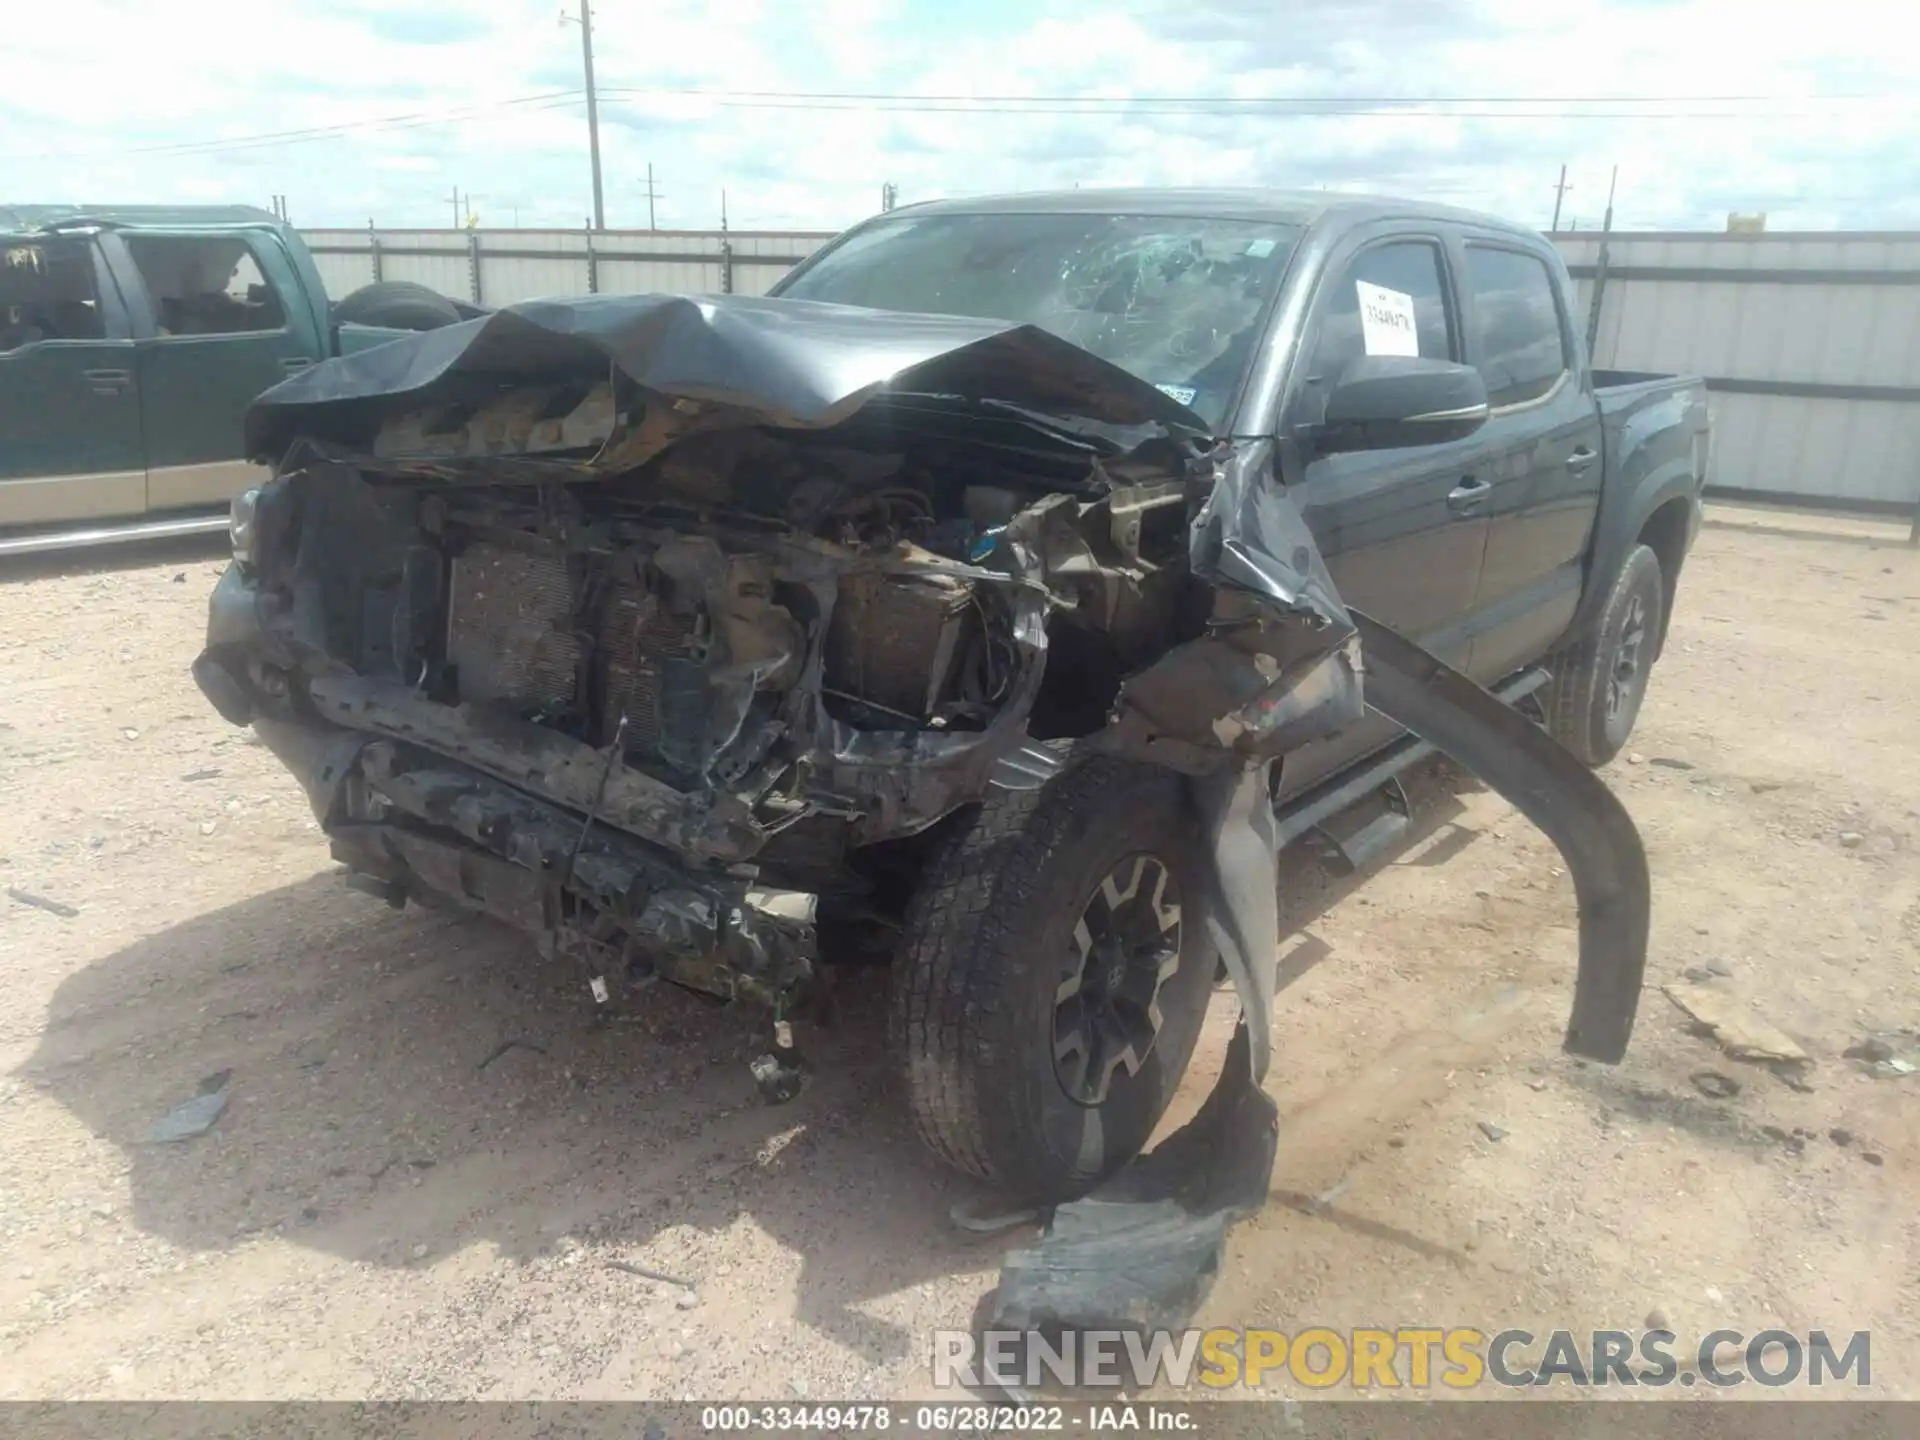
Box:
984;1021;1276;1345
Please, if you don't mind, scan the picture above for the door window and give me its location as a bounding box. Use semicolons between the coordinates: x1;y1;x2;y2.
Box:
1;238;106;350
1304;240;1455;388
123;235;286;337
1463;245;1569;407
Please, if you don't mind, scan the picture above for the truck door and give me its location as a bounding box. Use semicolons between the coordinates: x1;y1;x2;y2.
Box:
1453;238;1603;682
0;234;146;528
1276;231;1491;795
114;229;313;512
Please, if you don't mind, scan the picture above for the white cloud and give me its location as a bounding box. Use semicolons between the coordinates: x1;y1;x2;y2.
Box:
3;0;1915;235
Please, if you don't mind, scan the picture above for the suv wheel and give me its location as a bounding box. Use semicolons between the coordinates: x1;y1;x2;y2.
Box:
1544;543;1666;767
888;752;1217;1204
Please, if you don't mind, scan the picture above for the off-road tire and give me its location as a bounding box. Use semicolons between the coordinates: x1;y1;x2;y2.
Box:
888;751;1217;1204
332;280;463;332
1544;543;1666;767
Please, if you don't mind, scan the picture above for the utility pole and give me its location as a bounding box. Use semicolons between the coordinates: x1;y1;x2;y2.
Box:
447;185;463;229
640;163;662;230
561;2;606;229
1550;164;1571;232
1583;165;1619;364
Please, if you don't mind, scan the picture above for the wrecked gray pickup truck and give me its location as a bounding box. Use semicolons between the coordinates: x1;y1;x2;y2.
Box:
194;190;1659;1212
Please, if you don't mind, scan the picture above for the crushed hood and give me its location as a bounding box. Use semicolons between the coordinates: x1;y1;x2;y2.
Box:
245;292;1210;461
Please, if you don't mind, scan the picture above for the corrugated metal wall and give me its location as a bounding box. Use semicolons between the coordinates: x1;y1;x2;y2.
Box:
302;227;836;308
301;225;1920;513
1556;231;1920;509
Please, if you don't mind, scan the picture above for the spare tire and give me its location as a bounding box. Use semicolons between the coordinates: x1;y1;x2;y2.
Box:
331;280;464;332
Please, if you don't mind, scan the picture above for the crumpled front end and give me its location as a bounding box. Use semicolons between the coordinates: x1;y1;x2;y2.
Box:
194;291;1642;1060
193;295;1373;1014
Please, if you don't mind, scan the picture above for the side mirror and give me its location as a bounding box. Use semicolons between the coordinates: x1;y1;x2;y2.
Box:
1313;356;1489;454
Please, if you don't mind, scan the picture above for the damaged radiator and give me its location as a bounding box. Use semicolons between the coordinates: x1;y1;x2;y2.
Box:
598;582;707;761
445;539;705;767
445;542;579;713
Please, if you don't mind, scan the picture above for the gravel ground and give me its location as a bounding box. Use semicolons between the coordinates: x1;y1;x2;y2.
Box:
0;504;1914;1402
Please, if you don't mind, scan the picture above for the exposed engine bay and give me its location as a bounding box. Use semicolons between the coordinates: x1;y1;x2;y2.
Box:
201;302;1339;1018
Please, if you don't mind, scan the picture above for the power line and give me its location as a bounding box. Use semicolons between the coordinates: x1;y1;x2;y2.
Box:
599;87;1913;119
13;84;1910;166
624;98;1911;120
621;87;1903;106
13;91;585;162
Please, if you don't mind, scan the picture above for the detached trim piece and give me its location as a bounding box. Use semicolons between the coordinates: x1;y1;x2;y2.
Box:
1352;612;1649;1063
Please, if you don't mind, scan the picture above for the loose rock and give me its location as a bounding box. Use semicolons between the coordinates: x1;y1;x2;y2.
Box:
1691;1071;1740;1099
1663;982;1808;1063
146;1082;230;1144
1476;1121;1508;1142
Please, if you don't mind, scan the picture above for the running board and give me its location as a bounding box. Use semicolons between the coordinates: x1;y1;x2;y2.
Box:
0;511;229;559
1274;665;1550;861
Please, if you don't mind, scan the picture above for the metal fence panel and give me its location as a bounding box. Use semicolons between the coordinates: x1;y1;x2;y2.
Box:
1558;230;1920;509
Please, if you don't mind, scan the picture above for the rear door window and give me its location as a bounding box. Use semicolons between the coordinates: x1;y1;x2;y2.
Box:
1463;244;1569;407
1;238;107;350
123;235;287;337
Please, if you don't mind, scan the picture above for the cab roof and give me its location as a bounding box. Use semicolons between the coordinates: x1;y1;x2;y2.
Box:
0;203;281;234
883;187;1543;241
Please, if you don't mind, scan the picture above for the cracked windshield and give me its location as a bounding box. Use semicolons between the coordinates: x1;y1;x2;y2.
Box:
777;212;1302;428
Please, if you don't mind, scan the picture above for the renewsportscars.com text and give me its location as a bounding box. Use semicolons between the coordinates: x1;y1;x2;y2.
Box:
934;1327;1871;1390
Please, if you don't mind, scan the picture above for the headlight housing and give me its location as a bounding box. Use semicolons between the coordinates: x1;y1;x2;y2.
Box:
230;486;261;568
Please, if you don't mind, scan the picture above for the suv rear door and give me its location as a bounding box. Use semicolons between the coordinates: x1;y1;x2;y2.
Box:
1451;236;1603;682
1272;224;1491;794
0;233;146;528
109;228;317;512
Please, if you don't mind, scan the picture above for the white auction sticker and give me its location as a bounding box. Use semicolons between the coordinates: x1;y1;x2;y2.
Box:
1356;280;1420;357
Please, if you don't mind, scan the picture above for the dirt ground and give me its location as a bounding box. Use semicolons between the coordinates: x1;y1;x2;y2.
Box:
0;503;1914;1403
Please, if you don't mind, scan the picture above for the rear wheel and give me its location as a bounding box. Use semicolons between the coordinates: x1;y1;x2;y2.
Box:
888;752;1217;1204
1544;543;1665;767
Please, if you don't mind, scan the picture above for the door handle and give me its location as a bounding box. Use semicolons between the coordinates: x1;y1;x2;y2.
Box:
1446;476;1491;515
279;357;314;372
82;367;132;395
1566;447;1598;471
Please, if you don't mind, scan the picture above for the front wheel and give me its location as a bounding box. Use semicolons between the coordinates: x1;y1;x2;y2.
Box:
888;753;1218;1204
1544;543;1666;767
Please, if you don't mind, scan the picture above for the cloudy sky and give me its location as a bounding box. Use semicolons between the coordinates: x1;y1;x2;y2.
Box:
7;0;1915;235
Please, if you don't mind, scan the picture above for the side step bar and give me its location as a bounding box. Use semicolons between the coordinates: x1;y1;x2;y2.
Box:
0;511;228;560
1274;664;1550;864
